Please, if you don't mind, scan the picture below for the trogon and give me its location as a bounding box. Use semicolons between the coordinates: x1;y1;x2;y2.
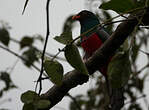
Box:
72;10;124;109
72;10;110;82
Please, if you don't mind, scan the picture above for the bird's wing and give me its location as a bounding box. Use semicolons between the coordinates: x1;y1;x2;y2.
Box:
96;28;110;42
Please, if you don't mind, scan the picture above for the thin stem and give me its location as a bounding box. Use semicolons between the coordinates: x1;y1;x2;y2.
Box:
136;63;149;74
51;48;64;61
124;94;146;105
36;0;51;95
7;59;19;74
139;49;149;56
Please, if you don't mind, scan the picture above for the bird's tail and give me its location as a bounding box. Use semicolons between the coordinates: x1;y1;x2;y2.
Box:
104;75;124;110
100;67;125;110
110;87;124;110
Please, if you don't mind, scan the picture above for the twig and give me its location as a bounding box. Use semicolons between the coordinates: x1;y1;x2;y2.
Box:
66;93;82;110
139;49;149;56
136;63;149;74
7;59;19;74
124;94;146;105
51;48;64;61
34;77;49;83
36;0;51;95
44;50;66;61
22;0;29;15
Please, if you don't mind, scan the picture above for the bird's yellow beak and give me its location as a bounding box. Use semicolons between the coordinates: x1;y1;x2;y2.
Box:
72;15;81;20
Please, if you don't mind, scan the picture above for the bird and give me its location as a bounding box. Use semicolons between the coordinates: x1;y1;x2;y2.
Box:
72;10;110;83
72;10;124;110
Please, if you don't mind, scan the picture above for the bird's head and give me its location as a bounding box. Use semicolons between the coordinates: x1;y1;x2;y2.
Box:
72;10;99;33
72;10;99;23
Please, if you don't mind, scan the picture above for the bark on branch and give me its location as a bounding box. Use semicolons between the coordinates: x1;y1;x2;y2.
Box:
40;9;149;110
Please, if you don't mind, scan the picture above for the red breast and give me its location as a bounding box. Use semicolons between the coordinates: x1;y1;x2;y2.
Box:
81;33;103;55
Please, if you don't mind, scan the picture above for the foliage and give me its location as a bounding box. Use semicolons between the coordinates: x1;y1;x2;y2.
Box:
20;36;34;49
44;59;63;85
21;91;50;110
0;0;149;110
20;35;43;67
0;28;10;46
0;24;45;109
65;44;88;75
99;0;148;13
22;47;39;67
54;30;73;45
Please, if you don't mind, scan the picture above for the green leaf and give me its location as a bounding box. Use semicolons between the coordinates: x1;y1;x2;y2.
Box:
20;36;33;49
44;60;64;85
64;44;88;75
54;31;73;45
108;51;131;88
99;0;145;13
35;100;51;109
22;92;50;109
21;90;39;104
22;0;29;14
0;28;10;46
0;72;17;91
23;103;36;110
22;47;39;67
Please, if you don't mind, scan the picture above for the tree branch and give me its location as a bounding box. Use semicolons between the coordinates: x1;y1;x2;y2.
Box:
40;9;149;110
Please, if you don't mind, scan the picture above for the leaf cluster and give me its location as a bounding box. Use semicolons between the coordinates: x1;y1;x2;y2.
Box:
21;90;51;110
1;0;149;110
